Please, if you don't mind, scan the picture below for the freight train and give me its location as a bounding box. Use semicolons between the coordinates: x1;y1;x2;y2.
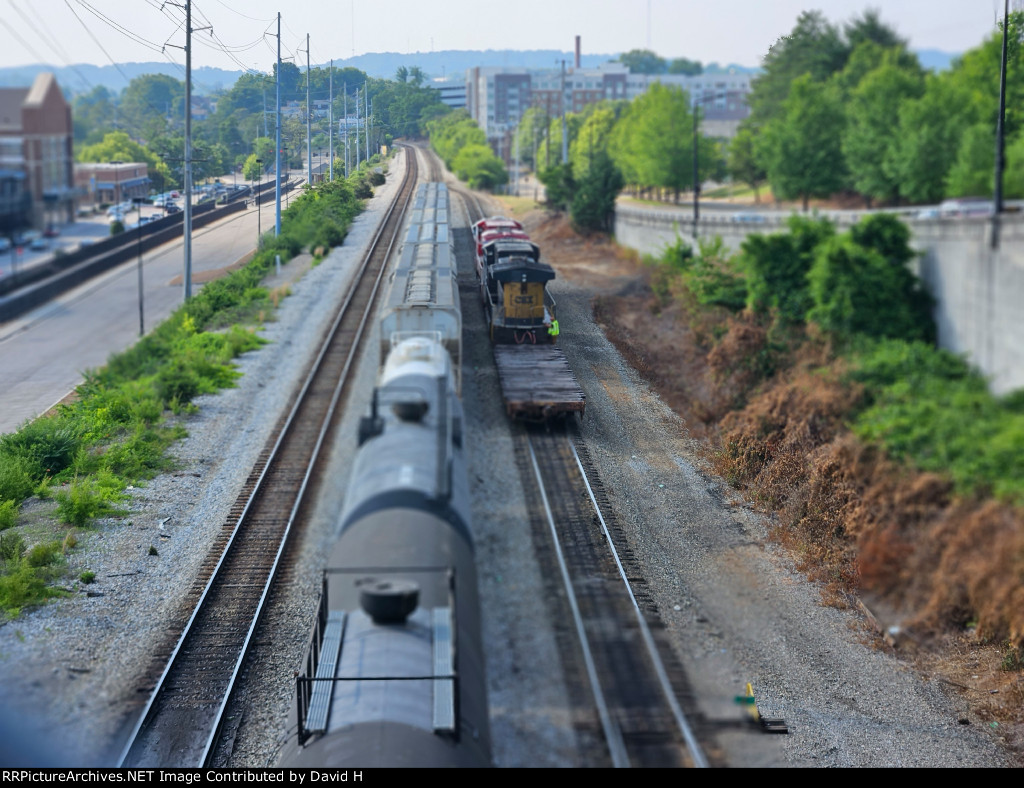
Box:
277;182;492;768
474;216;586;420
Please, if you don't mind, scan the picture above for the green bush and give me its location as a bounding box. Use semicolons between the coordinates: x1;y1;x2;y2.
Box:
0;418;81;476
0;561;61;618
0;532;25;562
741;214;834;322
0;454;37;503
154;360;202;407
806;215;934;343
26;541;62;568
55;476;124;527
0;500;17;530
849;338;1024;502
79;570;96;584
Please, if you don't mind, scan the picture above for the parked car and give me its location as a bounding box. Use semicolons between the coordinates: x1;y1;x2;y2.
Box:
0;237;11;253
939;197;995;218
732;211;766;223
29;236;49;251
42;224;60;238
164;203;181;215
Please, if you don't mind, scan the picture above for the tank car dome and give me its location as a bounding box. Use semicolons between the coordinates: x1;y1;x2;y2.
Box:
381;336;450;385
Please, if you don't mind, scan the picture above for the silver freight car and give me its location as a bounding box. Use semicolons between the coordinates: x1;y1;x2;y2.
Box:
378;183;462;390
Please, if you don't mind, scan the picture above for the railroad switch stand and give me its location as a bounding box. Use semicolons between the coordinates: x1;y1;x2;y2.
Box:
735;682;789;734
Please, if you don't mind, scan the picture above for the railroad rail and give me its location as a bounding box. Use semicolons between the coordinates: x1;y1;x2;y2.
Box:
520;425;711;767
444;162;711;766
117;146;419;768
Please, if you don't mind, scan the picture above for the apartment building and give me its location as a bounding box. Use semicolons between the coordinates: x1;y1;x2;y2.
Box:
466;62;752;147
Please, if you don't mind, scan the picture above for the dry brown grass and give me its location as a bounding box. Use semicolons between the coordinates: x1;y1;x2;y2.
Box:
525;206;1024;758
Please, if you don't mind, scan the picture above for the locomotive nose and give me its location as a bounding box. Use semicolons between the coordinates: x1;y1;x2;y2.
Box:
357;577;421;624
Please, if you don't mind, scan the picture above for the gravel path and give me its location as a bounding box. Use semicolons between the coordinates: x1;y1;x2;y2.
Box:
0;148;1014;768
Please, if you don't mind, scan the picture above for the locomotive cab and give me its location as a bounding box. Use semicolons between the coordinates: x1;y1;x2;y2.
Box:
487;257;557;344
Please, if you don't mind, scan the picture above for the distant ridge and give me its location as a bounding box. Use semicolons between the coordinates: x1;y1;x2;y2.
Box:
0;48;956;96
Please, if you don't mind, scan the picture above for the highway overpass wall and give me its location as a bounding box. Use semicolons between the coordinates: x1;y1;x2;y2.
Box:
614;204;1024;395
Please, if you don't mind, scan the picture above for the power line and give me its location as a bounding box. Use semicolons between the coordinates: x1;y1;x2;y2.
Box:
208;0;274;24
73;0;166;54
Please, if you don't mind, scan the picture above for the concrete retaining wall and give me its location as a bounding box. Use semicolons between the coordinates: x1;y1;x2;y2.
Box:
614;203;1024;395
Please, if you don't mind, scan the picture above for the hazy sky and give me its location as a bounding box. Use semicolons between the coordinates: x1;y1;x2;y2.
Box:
0;1;1015;74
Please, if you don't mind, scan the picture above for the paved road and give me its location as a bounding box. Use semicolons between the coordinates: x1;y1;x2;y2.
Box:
0;198;281;435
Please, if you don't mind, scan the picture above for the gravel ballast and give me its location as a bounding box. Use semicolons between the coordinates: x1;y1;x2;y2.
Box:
0;148;1014;768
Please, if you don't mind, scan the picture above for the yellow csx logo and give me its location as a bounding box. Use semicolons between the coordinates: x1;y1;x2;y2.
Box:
513;296;536;304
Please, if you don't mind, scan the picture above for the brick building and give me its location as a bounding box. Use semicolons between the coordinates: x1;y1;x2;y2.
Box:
0;72;75;232
74;161;151;207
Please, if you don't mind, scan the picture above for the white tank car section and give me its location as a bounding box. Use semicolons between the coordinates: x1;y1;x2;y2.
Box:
379;182;462;391
279;336;490;768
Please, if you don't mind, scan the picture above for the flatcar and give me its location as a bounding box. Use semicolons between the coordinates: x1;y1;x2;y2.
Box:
278;336;491;768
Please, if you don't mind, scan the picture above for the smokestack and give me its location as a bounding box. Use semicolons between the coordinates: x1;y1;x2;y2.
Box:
575;36;581;69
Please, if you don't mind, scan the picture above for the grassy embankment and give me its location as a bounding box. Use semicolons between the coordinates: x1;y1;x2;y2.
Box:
597;213;1023;665
0;159;388;619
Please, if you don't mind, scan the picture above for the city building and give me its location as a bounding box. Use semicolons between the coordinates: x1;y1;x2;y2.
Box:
430;80;467;110
74;161;151;206
0;72;75;231
466;62;752;152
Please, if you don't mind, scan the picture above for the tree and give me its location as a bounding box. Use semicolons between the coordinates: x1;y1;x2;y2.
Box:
841;49;925;205
77;131;174;191
452;143;508;190
618;49;667;74
668;58;702;76
569;103;620;182
748;11;846;126
727;125;766;201
242;154;263;182
889;75;971;204
758;75;847;211
945;124;997;197
570;151;623;233
72;86;115;145
395;66;409;83
119;74;182;139
539;163;574;211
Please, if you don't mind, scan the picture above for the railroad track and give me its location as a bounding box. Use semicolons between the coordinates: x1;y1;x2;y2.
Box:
117;146;419;768
518;425;710;768
447;163;712;767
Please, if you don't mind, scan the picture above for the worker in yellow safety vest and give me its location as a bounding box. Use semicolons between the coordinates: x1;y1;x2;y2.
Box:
546;318;560;340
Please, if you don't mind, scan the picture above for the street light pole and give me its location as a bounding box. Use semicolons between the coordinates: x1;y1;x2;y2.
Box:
137;199;144;337
692;101;700;240
255;158;263;246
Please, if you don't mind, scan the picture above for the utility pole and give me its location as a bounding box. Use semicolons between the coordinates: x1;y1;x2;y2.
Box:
305;34;312;185
329;59;334;182
513;127;520;196
275;12;281;236
365;81;370;162
560;60;568;165
692;98;700;240
993;0;1009;250
353;87;359;168
344;83;349;178
183;0;194;301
